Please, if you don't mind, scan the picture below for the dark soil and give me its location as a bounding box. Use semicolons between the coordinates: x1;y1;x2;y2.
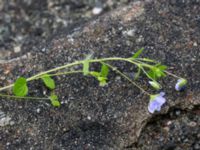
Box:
0;0;131;60
0;0;200;150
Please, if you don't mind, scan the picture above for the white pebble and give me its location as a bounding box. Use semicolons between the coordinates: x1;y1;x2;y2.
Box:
125;29;136;37
193;42;198;47
36;108;41;113
87;116;91;120
14;46;21;53
92;7;103;15
0;116;12;127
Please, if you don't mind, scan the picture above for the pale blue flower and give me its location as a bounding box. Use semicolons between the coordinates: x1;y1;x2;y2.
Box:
175;78;187;91
148;92;166;113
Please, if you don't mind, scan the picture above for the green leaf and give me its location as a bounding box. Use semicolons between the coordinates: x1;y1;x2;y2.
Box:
90;71;100;78
97;77;107;87
157;65;167;71
155;68;162;77
89;63;109;87
100;64;109;78
13;77;28;96
99;80;107;86
132;48;144;59
97;77;107;82
147;65;167;80
154;65;167;78
49;94;60;107
147;69;156;80
41;74;55;90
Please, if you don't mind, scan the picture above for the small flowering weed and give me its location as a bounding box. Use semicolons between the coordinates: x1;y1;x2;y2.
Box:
0;48;187;112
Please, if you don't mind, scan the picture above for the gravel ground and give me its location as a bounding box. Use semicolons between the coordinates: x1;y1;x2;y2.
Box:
0;0;200;150
0;0;131;60
136;107;200;150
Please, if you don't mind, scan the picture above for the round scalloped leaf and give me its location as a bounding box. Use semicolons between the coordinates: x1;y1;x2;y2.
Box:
13;77;28;96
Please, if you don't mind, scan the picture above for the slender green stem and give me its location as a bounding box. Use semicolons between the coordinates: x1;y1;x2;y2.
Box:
27;61;82;81
0;84;14;92
140;67;154;81
135;58;158;63
130;59;153;69
0;57;139;92
102;62;151;95
164;70;180;79
48;70;83;77
0;93;49;100
0;57;154;93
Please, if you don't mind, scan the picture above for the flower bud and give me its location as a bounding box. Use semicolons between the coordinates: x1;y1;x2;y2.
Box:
148;81;161;90
175;78;187;91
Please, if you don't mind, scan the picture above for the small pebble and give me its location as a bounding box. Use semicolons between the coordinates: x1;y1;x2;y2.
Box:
41;48;46;52
0;117;11;127
68;37;74;44
124;29;136;37
175;110;181;116
194;143;200;150
36;108;41;113
87;116;91;120
115;76;121;81
6;142;10;146
8;121;14;126
0;111;12;127
163;126;170;132
188;121;197;127
193;42;198;47
167;121;172;126
92;7;103;15
136;35;144;43
63;128;67;132
14;45;21;53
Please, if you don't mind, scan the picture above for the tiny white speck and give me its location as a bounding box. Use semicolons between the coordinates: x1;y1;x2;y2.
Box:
92;7;103;15
14;46;21;53
36;108;41;113
167;121;172;126
42;48;46;52
193;42;198;47
68;37;74;43
87;116;91;120
6;142;10;146
123;29;136;37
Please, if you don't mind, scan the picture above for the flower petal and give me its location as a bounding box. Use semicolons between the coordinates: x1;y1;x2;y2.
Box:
159;92;165;97
148;101;156;113
148;100;160;113
156;96;166;105
156;106;161;111
148;92;166;114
